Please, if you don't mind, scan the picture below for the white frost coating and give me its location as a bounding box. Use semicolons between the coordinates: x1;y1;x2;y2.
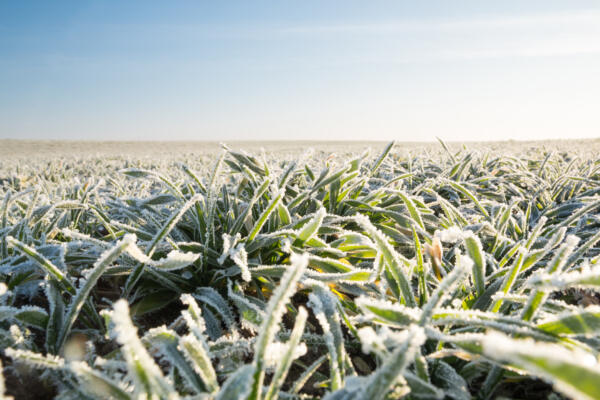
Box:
264;342;307;367
179;333;219;393
218;233;241;265
354;213;415;307
9;325;25;346
360;325;426;400
180;294;208;339
62;228;111;248
482;331;598;370
250;252;308;398
380;326;412;347
231;245;251;282
565;234;581;248
304;268;374;283
111;300;144;346
357;326;385;355
528;263;600;289
457;252;474;272
110;299;176;399
408;325;426;347
437;226;464;243
92;357;127;374
307;293;331;338
493;292;578;312
307;286;344;390
218;233;251;281
123;238;199;271
461;229;477;241
355;296;422;322
434;306;518;321
149;251;199;271
5;347;65;369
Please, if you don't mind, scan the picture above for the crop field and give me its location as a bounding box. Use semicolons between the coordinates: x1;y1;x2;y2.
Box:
2;139;600;400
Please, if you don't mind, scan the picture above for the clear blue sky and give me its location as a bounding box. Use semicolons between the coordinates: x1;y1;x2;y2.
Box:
1;1;599;141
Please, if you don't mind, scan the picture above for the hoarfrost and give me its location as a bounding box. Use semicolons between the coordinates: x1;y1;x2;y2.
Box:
264;341;307;367
437;226;464;243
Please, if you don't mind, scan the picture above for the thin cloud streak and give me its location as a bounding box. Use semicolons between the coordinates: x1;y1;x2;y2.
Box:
278;10;600;35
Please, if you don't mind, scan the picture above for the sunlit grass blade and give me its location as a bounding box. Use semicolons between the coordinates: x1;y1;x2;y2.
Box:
107;300;176;399
482;332;600;400
355;214;416;307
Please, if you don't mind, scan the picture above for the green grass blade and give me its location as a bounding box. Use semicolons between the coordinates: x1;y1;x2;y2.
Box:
264;306;308;400
249;252;308;400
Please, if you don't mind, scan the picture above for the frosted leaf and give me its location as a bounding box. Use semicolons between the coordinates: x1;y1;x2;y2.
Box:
179;333;219;393
68;361;132;400
152;251;199;271
231;245;251;282
61;228;110;248
528;264;600;289
110;300;176;399
123;238;199;271
5;347;64;369
480;329;600;400
305;268;374;284
355;296;423;323
180;294;208;340
218;233;241;265
361;325;426;400
249;252;308;398
484;332;597;367
354;213;415;307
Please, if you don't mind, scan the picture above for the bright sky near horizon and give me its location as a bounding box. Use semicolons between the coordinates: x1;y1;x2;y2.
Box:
1;1;599;142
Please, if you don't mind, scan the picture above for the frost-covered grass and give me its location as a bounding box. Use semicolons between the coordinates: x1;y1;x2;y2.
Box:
1;140;600;399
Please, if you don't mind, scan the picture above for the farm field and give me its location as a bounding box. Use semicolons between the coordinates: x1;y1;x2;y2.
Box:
1;139;600;399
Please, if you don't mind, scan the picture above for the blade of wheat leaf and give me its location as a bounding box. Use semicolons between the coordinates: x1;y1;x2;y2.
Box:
264;306;308;400
249;252;308;400
57;234;137;351
107;300;176;399
482;332;600;400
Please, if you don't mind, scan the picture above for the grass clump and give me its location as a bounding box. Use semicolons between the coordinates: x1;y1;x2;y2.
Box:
1;140;600;399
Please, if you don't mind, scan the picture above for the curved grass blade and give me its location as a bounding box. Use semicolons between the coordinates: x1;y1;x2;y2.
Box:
69;361;132;400
294;207;326;247
361;325;426;400
216;364;254;400
249;252;308;400
107;300;176;399
264;307;308;400
482;332;600;400
355;214;416;307
308;284;345;391
463;231;486;298
247;189;283;241
57;234;136;352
